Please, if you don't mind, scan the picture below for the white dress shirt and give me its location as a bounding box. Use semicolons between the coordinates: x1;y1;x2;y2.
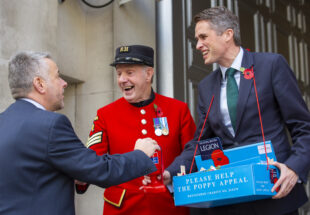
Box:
219;48;244;137
20;98;46;110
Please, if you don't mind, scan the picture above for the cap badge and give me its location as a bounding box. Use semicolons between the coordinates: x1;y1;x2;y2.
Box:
119;46;129;53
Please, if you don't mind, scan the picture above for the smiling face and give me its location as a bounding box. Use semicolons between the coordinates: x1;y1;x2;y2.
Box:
116;64;153;103
195;20;230;66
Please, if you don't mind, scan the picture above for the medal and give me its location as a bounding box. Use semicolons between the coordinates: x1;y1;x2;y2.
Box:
155;128;162;136
153;105;169;136
162;127;169;135
153;118;162;136
160;117;169;136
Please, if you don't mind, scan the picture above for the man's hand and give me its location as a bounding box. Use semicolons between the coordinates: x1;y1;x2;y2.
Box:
269;160;298;199
134;138;160;157
162;170;172;185
142;175;152;186
141;170;171;186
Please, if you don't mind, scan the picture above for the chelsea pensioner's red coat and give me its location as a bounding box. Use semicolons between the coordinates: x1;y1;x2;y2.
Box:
86;93;196;215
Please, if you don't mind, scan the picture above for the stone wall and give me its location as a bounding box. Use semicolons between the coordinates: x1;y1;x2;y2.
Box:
0;0;155;214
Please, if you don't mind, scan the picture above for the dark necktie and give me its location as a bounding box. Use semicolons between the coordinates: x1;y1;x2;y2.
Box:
226;68;238;131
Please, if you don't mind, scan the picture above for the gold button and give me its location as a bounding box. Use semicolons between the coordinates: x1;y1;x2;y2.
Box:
141;119;147;125
142;129;147;135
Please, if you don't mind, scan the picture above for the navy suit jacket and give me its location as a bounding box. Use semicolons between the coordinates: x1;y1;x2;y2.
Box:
0;100;156;215
167;49;310;214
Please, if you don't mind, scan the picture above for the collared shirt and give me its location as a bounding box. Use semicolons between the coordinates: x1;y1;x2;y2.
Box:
20;98;46;110
219;48;244;137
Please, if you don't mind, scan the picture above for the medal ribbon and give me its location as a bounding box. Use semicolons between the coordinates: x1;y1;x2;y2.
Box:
154;118;161;128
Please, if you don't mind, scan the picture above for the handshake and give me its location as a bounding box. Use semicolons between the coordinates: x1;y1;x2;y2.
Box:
75;137;162;192
135;138;172;188
134;137;161;157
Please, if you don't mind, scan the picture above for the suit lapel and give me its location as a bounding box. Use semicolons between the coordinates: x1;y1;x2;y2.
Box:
235;50;254;133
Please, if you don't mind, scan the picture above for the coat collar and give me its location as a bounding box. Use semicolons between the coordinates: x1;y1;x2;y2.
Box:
129;88;155;108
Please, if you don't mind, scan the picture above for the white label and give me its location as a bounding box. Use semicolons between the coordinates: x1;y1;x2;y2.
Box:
258;144;272;154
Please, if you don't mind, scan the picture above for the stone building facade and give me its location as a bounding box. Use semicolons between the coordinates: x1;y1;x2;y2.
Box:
0;0;309;214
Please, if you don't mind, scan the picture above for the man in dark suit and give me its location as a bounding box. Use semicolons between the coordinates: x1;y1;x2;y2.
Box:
165;6;310;215
0;51;160;215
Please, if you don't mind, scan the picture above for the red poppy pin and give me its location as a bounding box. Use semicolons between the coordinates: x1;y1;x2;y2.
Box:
153;104;163;117
240;66;254;79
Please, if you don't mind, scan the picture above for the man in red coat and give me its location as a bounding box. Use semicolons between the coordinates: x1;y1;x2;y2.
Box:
85;45;196;215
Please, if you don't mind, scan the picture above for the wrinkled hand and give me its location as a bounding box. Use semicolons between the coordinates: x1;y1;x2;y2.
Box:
134;138;160;157
142;175;152;186
269;160;298;199
141;170;171;186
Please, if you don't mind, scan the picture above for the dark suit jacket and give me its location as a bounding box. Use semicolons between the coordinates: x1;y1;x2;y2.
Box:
0;100;156;215
167;49;310;215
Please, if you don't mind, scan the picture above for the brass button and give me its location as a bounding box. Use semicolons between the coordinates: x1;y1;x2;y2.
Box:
142;129;147;135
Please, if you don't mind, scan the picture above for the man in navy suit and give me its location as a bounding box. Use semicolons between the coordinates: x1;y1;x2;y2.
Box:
165;6;310;215
0;51;160;215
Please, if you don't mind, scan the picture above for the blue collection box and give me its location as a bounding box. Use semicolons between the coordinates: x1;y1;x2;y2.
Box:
173;141;279;208
195;141;277;171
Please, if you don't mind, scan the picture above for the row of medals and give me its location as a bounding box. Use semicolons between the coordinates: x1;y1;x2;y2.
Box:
155;127;169;136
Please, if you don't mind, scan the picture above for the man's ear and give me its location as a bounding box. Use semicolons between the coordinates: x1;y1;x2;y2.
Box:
145;67;154;82
33;77;46;94
223;28;234;42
